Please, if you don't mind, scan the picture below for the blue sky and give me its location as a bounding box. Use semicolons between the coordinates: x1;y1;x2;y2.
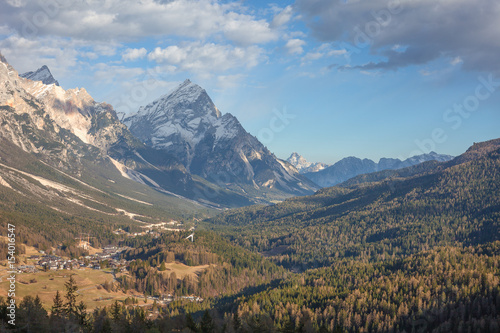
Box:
1;0;499;164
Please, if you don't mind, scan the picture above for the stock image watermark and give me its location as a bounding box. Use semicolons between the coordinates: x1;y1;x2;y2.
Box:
5;223;17;326
257;107;296;145
387;72;500;193
21;0;72;38
404;73;500;159
111;66;165;115
339;0;404;63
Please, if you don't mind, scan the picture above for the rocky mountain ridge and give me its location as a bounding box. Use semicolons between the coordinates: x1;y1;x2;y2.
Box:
304;152;454;187
20;65;60;86
286;152;328;173
125;80;318;200
0;54;251;209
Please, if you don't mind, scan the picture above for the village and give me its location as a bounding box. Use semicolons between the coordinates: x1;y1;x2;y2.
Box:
1;227;204;309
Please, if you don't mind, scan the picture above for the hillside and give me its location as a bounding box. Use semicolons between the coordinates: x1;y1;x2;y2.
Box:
206;138;500;270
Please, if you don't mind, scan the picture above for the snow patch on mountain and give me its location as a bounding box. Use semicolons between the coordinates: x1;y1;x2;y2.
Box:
287;152;329;174
125;79;319;198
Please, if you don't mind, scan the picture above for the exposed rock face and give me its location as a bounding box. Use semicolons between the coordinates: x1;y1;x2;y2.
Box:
125;80;318;197
20;65;60;86
287;152;328;173
0;56;209;205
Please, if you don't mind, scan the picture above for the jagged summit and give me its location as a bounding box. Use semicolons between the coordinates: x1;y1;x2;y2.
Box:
21;65;60;86
0;52;8;65
125;79;227;154
124;80;318;199
287;152;328;174
134;79;221;120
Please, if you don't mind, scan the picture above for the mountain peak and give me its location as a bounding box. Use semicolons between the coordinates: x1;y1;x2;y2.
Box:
0;52;8;65
287;152;328;174
125;82;317;199
139;79;221;120
169;79;206;102
20;65;60;86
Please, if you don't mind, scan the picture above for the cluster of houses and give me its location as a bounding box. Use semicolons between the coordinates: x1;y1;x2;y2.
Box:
35;254;85;271
154;294;204;304
27;246;130;272
12;264;38;274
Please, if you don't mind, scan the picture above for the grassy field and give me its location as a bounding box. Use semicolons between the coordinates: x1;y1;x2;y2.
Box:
0;267;134;310
0;259;210;311
160;262;210;281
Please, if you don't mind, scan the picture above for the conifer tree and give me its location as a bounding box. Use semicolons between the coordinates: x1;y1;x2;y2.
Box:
51;290;64;317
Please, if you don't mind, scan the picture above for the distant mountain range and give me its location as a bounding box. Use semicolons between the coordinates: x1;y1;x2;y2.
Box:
287;152;454;187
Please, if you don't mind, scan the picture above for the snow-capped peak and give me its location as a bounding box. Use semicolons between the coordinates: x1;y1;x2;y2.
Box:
287;152;328;174
133;79;221;120
125;78;236;160
20;65;60;86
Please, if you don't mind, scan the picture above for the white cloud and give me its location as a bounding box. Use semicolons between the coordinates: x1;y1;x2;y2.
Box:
0;0;281;45
122;48;147;62
223;13;278;45
148;42;265;75
93;63;145;84
217;74;246;89
271;5;293;28
301;52;323;63
0;25;13;35
0;35;80;77
285;39;306;55
450;56;463;66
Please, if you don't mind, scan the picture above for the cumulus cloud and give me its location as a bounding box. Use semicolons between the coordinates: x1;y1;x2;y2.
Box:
285;39;306;55
122;48;147;62
0;0;281;79
0;0;279;45
147;42;265;75
299;44;347;65
295;0;500;73
93;63;145;84
271;5;293;28
223;12;278;45
0;35;80;77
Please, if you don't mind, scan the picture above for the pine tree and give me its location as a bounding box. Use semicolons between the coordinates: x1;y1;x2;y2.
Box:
233;310;241;332
51;290;64;317
112;300;121;321
76;300;87;326
186;312;198;332
200;310;215;333
64;275;79;316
